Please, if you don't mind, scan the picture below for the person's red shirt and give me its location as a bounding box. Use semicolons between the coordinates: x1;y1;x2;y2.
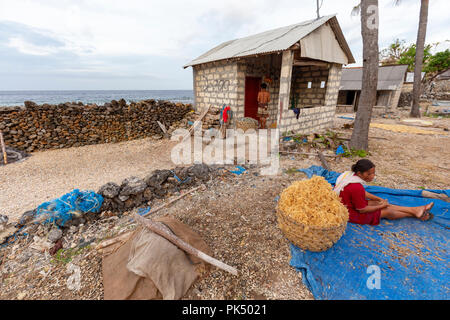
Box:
339;183;381;225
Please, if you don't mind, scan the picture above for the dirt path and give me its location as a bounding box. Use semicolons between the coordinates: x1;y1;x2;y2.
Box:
0;138;178;222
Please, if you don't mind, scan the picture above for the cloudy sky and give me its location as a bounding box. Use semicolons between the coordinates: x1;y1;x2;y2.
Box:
0;0;448;90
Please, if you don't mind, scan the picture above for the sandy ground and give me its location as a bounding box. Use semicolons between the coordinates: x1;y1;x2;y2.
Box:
0;114;448;300
2;114;449;223
0;138;179;222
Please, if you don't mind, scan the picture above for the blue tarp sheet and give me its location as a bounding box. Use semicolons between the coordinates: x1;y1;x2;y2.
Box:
289;166;450;300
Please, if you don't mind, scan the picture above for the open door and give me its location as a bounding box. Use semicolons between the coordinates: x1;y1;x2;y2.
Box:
244;77;261;120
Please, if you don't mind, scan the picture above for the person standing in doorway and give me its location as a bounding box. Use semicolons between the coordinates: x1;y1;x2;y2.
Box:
257;83;270;129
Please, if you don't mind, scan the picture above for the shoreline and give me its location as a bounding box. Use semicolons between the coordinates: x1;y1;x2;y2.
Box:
0;89;194;107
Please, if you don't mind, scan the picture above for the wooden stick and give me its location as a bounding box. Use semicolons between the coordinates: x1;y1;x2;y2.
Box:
0;131;7;165
95;230;135;250
133;213;238;276
142;184;204;218
183;105;211;141
318;151;330;171
279;150;338;157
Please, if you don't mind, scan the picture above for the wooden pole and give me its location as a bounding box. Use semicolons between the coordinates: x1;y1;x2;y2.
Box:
279;150;338;157
133;213;238;276
0;131;7;165
142;184;204;218
318;151;330;170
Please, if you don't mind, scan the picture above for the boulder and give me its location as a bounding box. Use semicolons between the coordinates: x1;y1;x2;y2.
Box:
98;182;120;198
120;176;147;196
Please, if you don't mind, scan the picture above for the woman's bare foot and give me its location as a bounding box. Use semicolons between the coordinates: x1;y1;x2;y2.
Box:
417;203;434;221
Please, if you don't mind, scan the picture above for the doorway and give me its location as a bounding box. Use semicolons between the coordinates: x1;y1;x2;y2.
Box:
244;77;261;120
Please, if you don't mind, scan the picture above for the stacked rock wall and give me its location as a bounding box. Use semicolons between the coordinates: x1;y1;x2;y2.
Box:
0;99;193;152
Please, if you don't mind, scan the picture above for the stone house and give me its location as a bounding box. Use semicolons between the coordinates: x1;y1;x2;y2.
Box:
183;14;355;133
337;64;408;113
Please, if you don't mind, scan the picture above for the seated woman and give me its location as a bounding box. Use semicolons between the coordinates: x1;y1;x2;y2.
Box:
334;159;434;225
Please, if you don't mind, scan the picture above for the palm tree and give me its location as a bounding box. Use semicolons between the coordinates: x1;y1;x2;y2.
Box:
349;0;379;151
410;0;429;118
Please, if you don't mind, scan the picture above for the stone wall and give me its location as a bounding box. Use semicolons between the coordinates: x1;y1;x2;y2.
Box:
0;99;193;152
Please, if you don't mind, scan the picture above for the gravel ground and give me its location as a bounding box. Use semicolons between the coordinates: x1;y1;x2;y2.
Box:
0;113;448;300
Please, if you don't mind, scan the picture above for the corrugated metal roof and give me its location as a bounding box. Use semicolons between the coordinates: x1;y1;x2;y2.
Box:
339;65;408;91
183;14;354;68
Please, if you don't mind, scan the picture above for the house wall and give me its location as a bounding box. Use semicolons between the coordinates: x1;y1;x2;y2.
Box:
290;65;329;107
191;55;343;133
281;63;342;133
193;60;239;122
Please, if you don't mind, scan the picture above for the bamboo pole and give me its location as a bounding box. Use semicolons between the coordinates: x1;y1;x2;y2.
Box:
0;131;7;165
133;213;238;276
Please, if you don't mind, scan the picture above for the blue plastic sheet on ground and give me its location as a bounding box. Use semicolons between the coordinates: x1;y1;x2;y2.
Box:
229;166;246;175
291;165;450;300
336;145;345;155
137;207;151;216
338;116;355;120
35;189;103;227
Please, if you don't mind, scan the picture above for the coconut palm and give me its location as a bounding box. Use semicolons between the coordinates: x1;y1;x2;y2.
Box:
349;0;379;151
410;0;429;118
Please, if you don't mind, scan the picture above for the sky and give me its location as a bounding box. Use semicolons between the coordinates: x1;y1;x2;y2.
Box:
0;0;448;90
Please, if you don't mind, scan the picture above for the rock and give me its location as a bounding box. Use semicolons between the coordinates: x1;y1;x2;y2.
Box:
188;163;211;180
0;214;8;229
98;182;121;198
143;187;154;201
49;239;63;255
120;176;147;196
118;194;130;202
17;209;36;227
47;228;63;243
145;169;172;187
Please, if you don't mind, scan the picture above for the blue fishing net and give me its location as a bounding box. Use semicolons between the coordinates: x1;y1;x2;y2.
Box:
34;189;104;227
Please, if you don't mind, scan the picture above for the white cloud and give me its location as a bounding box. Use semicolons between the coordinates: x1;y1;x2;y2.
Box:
0;0;449;89
7;36;61;55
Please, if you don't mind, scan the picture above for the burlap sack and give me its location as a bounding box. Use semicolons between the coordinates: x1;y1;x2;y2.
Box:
102;216;211;300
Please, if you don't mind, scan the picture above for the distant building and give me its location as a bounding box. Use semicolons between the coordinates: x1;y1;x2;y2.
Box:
337;65;408;113
183;14;355;133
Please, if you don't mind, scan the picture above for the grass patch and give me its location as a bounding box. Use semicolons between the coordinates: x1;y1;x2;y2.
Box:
424;113;450;118
51;246;91;265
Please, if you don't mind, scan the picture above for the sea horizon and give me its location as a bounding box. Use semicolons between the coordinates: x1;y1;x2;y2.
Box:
0;89;194;107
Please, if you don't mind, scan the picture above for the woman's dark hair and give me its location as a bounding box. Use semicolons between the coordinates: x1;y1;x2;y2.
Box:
351;159;375;173
261;83;267;89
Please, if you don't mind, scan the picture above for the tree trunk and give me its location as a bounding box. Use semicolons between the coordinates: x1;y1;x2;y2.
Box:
350;0;379;151
410;0;429;118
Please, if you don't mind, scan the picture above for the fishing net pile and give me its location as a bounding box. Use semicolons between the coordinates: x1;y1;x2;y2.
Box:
278;176;348;228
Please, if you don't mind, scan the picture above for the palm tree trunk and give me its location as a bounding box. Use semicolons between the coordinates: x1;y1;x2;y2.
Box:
350;0;379;151
410;0;429;118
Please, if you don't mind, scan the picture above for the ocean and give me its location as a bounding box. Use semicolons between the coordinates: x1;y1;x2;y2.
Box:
0;90;194;107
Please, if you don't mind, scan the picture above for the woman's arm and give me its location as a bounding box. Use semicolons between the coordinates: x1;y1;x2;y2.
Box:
357;199;388;213
365;191;383;201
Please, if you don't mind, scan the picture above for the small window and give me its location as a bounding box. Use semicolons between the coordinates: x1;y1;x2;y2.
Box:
320;81;326;88
307;81;312;89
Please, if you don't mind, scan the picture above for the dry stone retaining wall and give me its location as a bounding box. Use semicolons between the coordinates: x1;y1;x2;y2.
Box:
0;99;193;152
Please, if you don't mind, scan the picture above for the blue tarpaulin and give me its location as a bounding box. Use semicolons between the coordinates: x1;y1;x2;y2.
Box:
289;166;450;300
